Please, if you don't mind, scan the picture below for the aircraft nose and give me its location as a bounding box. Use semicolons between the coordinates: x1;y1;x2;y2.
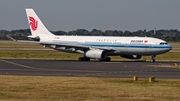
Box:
167;45;172;51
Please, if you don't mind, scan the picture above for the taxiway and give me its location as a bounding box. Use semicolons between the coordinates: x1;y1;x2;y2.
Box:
0;59;180;78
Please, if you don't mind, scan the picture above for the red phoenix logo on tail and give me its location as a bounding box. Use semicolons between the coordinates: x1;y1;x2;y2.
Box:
29;16;38;31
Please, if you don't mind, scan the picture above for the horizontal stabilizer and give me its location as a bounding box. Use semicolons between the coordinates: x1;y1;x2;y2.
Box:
6;35;40;43
6;35;17;41
28;35;40;39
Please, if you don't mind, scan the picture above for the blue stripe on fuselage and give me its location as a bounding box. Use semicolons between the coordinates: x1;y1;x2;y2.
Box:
55;41;171;49
83;43;171;49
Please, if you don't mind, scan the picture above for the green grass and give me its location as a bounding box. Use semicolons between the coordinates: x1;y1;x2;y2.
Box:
0;50;82;60
0;76;179;101
169;43;180;50
0;41;42;48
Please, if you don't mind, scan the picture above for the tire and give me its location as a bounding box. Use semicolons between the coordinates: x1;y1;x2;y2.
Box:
78;57;90;61
150;59;155;62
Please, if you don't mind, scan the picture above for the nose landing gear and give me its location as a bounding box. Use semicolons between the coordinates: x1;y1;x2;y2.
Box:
150;55;156;62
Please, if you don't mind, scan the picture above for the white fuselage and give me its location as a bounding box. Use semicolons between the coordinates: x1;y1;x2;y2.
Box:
43;35;172;56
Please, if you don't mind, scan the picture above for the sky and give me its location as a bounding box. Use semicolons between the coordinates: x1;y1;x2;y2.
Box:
0;0;180;32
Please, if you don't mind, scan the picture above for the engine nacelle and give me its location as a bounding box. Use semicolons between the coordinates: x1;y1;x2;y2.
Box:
121;55;142;59
85;50;107;59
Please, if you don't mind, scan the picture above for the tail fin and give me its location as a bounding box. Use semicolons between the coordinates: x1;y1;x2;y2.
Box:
25;8;54;40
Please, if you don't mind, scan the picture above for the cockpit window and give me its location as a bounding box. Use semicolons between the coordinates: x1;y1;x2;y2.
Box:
160;42;168;45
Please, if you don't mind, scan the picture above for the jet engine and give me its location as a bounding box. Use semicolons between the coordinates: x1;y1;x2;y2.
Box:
85;50;107;59
121;55;142;59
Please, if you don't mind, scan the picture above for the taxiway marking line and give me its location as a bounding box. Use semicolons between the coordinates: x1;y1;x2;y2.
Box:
0;60;34;69
87;69;158;76
0;60;105;73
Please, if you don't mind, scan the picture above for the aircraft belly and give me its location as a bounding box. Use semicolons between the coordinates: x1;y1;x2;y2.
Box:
114;47;170;56
126;48;146;55
127;48;170;55
145;48;171;55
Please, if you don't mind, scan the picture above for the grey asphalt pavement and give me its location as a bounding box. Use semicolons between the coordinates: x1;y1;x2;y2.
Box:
0;59;180;78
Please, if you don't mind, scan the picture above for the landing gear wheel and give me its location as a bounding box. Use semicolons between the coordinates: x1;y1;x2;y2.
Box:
106;57;111;61
78;57;83;61
99;57;111;62
78;57;90;61
150;59;155;62
85;58;90;61
150;55;156;62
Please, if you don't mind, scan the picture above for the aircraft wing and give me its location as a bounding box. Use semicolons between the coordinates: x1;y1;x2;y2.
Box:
40;41;115;51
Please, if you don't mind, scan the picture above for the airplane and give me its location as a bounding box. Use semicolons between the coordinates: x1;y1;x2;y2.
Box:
14;8;173;62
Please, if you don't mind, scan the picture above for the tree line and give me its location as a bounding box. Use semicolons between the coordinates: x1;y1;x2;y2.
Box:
0;29;180;42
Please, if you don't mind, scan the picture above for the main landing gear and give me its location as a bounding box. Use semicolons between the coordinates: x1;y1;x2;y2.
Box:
78;57;111;61
99;57;111;61
150;55;156;62
78;57;90;61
